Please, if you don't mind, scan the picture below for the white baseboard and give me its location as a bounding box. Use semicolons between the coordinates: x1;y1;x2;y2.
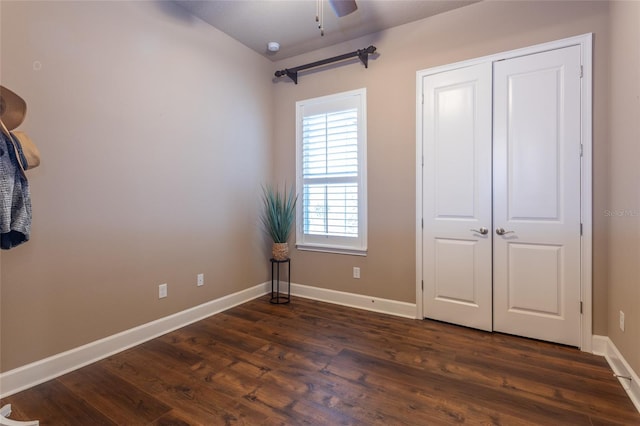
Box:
592;335;640;413
290;282;417;319
0;282;271;399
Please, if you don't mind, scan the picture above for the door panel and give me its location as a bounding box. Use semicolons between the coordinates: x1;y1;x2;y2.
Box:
434;239;478;304
507;243;562;315
507;66;561;220
493;46;582;346
433;83;477;218
422;63;493;331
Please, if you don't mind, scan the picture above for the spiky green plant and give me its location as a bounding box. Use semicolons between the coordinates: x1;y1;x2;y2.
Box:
260;184;298;243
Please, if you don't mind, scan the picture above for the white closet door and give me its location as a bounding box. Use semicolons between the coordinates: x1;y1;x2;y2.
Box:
493;46;582;346
422;63;493;331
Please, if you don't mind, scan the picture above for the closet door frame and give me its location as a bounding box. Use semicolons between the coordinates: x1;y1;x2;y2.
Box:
415;33;593;352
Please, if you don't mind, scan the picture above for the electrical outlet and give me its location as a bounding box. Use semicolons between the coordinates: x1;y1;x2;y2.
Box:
197;273;204;287
353;267;360;279
620;310;625;332
159;283;167;299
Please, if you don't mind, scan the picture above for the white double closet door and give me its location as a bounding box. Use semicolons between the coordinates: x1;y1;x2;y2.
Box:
422;45;583;346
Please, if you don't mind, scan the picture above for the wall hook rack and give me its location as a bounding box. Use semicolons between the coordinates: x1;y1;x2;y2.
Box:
274;45;377;84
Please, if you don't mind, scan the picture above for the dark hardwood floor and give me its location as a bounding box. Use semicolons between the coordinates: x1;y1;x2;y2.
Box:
2;295;639;425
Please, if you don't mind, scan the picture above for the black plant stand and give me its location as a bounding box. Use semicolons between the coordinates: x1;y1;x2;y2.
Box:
270;258;291;304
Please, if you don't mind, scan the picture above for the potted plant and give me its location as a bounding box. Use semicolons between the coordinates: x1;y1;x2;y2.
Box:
261;184;298;260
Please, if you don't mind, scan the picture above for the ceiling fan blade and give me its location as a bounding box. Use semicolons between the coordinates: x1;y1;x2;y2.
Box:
328;0;358;17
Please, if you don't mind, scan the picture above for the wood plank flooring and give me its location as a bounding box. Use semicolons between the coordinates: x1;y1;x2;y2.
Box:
2;295;639;425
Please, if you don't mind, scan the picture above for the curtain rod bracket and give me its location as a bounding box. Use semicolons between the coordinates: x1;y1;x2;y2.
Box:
357;48;370;68
274;45;376;84
285;69;298;85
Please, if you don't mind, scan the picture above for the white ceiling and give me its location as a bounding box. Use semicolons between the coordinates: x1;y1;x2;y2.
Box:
175;0;479;61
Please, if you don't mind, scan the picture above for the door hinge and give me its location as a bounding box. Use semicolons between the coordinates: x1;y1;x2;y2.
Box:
580;144;583;157
421;280;424;290
421;218;424;229
580;65;583;78
580;301;583;314
580;223;583;236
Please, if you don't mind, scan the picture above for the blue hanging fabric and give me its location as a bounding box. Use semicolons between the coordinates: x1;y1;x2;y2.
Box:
0;130;31;249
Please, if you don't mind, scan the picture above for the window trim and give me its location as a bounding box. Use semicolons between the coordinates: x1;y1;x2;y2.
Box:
295;88;367;256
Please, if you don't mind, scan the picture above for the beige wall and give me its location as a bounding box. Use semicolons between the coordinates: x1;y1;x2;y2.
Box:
1;0;637;380
0;1;273;372
273;2;611;331
607;0;640;375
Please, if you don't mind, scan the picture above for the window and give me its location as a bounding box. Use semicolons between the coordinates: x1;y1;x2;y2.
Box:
296;88;367;255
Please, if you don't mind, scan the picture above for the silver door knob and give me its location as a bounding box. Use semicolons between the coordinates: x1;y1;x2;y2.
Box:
496;227;514;235
470;227;489;235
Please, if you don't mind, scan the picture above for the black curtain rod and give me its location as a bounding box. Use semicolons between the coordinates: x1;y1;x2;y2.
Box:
274;45;377;84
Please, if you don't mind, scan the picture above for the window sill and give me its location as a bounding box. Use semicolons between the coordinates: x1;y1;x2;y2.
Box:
296;244;367;257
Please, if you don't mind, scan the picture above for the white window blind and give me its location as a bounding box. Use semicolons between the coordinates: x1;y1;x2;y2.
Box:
296;89;367;255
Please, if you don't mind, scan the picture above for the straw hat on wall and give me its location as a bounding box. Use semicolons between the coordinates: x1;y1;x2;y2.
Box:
0;85;27;131
0;85;40;173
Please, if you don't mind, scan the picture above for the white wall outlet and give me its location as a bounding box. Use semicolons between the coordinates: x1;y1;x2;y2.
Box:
619;310;625;332
197;273;204;287
159;283;168;299
353;267;360;279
